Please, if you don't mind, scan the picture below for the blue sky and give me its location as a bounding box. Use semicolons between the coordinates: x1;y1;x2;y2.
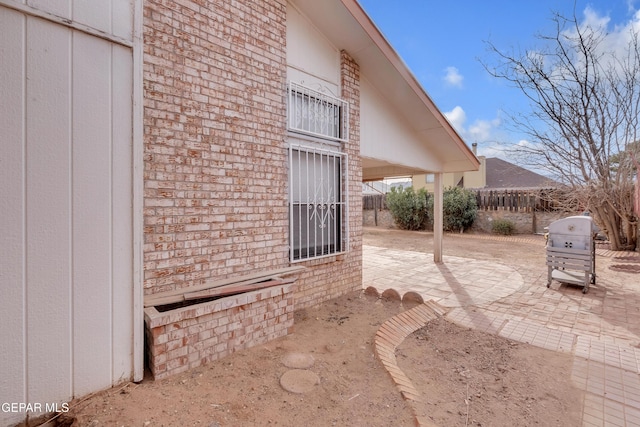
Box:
358;0;639;160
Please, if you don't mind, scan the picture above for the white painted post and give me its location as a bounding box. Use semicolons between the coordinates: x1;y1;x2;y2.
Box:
433;173;443;263
132;0;145;383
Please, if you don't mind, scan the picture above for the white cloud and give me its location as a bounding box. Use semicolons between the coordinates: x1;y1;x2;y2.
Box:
516;139;535;148
444;106;466;133
478;142;510;159
443;66;464;88
444;105;501;144
444;106;514;159
580;6;611;30
468;118;501;142
560;6;640;75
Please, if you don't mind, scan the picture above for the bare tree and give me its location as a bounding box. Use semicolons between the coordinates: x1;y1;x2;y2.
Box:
484;11;640;250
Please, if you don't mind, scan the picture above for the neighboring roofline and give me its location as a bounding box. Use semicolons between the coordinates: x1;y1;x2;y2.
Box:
340;0;479;171
483;157;560;189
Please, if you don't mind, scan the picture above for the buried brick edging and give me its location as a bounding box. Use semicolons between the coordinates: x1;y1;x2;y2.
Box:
144;283;296;380
374;300;448;427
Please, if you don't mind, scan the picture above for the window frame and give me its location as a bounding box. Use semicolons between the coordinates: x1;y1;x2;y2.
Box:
288;142;349;263
287;81;349;143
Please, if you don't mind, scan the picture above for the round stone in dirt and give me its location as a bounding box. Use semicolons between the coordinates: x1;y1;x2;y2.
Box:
282;352;315;369
402;291;424;307
363;286;380;299
280;369;320;394
381;288;401;302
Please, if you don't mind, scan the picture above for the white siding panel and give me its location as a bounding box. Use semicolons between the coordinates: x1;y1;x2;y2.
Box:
111;44;134;381
112;0;133;41
73;0;111;35
0;8;26;427
26;0;70;19
360;77;441;171
25;16;73;404
72;32;113;396
287;4;340;89
21;0;133;43
0;6;135;423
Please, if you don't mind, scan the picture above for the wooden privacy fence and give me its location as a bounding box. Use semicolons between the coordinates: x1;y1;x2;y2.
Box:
363;194;387;210
474;189;559;212
363;188;561;212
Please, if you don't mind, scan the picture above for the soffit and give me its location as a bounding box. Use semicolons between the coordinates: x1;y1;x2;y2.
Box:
289;0;479;174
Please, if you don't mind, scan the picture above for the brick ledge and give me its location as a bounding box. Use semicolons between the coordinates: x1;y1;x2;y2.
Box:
374;300;448;427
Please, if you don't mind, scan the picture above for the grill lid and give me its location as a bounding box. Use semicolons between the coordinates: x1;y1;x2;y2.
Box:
547;215;598;236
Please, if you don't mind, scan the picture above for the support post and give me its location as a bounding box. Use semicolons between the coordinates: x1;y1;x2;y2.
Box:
434;173;443;263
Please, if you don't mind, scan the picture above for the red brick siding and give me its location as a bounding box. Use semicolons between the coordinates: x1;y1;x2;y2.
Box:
144;1;362;305
142;2;366;379
145;284;295;379
143;0;290;294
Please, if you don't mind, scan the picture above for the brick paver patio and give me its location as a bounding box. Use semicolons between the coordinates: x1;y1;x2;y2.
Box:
363;233;640;426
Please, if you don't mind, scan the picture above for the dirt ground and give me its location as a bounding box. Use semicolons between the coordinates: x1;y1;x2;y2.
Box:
58;229;585;427
398;318;581;426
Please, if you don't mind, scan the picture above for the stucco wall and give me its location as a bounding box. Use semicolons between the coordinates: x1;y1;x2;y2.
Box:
360;78;441;174
469;211;568;234
363;208;397;229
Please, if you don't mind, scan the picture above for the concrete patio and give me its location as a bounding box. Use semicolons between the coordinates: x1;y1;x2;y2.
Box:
363;231;640;426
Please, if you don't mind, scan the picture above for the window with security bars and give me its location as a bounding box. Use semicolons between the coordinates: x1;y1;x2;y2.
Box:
289;145;348;261
287;82;348;142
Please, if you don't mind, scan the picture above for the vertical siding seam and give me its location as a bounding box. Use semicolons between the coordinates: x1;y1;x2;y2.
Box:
69;26;75;398
109;41;115;385
21;10;28;409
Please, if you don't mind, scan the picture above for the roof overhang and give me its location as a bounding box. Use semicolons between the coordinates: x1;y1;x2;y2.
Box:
289;0;480;179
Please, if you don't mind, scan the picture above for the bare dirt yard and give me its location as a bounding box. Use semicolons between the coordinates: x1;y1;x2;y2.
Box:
59;228;584;427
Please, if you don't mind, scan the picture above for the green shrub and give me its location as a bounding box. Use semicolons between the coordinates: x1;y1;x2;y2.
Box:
442;186;477;232
386;186;477;232
386;186;431;230
492;218;516;235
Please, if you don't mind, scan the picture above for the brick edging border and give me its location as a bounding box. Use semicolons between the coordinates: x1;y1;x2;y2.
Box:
373;301;448;427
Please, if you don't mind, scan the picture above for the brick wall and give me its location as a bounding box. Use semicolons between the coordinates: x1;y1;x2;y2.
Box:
144;0;363;303
145;284;295;379
292;51;363;309
143;0;289;295
143;0;364;377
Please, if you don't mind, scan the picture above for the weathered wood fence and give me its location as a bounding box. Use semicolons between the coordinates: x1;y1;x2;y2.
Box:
473;189;559;212
363;189;560;212
363;194;388;210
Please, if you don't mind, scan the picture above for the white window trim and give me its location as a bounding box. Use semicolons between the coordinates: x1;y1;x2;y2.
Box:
289;143;349;263
287;81;349;143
